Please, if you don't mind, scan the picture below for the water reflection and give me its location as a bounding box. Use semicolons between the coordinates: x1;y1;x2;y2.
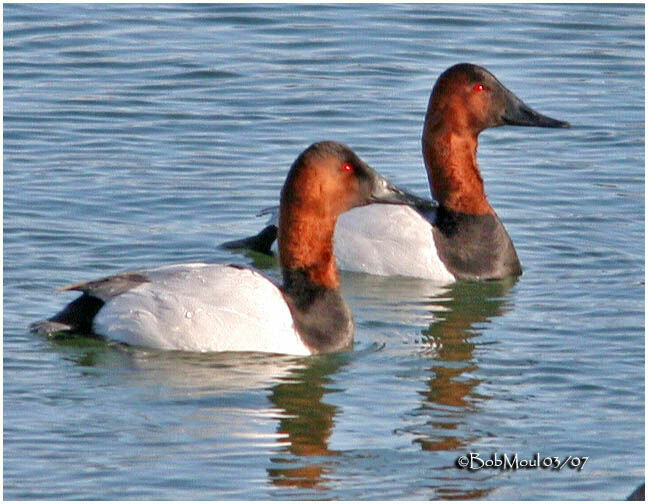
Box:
417;278;516;499
261;274;516;494
50;337;307;394
420;278;516;413
49;332;343;490
267;355;348;489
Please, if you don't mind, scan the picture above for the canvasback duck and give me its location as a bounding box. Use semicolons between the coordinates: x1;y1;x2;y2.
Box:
223;63;570;283
30;141;424;355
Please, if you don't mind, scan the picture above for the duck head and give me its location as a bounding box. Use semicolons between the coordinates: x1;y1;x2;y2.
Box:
280;141;426;223
427;63;571;135
279;141;424;288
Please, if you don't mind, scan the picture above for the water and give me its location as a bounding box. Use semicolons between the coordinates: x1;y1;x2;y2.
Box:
4;3;644;500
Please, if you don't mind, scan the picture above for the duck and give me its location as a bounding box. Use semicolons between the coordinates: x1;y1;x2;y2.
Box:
30;141;425;355
222;63;570;283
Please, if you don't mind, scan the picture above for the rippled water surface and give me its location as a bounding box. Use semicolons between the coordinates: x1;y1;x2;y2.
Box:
4;3;644;500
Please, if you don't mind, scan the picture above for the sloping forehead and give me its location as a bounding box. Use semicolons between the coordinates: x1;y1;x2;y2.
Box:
440;64;497;86
301;141;350;164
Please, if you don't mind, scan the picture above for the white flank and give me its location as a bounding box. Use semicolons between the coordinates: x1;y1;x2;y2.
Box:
93;263;311;355
334;205;456;283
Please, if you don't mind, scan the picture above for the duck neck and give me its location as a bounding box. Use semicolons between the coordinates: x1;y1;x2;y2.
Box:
279;213;338;291
422;114;493;216
278;211;353;353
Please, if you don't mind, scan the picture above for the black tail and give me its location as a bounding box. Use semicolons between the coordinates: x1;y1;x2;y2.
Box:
30;294;104;336
220;224;278;255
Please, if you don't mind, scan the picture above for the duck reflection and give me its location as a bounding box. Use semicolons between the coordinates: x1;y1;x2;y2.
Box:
263;273;446;490
266;354;347;489
420;278;516;413
416;277;516;500
264;273;516;493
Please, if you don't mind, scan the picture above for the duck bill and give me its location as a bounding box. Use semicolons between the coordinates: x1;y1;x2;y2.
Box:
368;176;437;210
502;89;571;128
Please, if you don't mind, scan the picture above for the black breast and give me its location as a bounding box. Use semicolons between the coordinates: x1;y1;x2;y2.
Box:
282;269;354;354
431;206;522;281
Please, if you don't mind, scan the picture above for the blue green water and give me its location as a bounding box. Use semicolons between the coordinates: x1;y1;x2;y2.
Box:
4;3;644;500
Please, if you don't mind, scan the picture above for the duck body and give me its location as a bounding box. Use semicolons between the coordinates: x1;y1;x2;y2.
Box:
90;263;311;354
334;205;455;282
36;262;346;356
334;202;520;282
223;63;570;283
31;142;422;355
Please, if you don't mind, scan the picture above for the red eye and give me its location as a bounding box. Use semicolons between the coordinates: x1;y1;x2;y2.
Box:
340;162;354;173
473;83;486;93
